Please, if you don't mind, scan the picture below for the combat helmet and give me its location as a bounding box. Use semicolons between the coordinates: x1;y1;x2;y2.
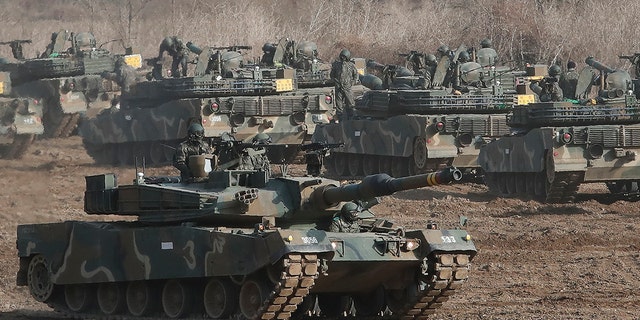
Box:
187;123;205;142
339;49;351;61
458;51;471;63
341;202;359;221
548;65;562;77
252;132;272;145
480;38;492;48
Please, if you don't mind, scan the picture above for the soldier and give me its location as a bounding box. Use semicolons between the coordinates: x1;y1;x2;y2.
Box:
330;49;359;120
102;57;138;96
238;133;271;173
436;45;451;60
173;123;213;182
40;32;58;58
158;36;188;78
560;60;579;99
329;202;361;233
260;43;277;66
530;65;564;102
477;38;498;67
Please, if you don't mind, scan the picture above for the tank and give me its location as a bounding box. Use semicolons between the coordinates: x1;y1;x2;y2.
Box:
79;42;361;167
478;57;640;203
0;30;142;138
313;46;533;179
16;140;476;319
0;71;44;158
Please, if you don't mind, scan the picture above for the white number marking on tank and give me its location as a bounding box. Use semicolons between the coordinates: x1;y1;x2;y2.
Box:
22;118;35;124
441;236;457;243
301;236;318;244
210;115;222;122
354;130;361;137
161;242;174;250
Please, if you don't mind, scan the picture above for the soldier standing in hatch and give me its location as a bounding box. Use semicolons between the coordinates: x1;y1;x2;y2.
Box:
158;36;188;78
560;60;579;99
173;123;213;182
330;49;359;120
329;202;361;233
476;38;498;67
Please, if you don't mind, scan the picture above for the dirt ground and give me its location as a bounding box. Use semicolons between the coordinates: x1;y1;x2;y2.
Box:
1;137;639;319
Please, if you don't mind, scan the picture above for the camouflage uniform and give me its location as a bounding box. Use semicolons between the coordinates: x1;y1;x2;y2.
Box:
530;78;564;102
329;202;360;233
159;36;188;78
330;50;359;119
560;62;579;99
173;127;213;181
329;215;360;233
102;58;137;96
477;39;498;67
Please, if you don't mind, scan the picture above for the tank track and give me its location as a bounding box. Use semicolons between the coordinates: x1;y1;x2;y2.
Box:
484;171;584;203
43;253;319;320
397;253;471;319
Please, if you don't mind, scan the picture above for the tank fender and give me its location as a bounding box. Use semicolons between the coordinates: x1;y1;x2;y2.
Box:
16;222;75;284
478;128;554;173
410;229;477;258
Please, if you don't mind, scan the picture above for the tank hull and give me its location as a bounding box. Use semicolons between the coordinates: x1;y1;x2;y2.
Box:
478;124;640;202
79;86;346;166
0;97;44;159
17;220;475;319
313;113;510;178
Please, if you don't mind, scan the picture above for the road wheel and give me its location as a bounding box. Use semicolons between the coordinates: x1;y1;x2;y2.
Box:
162;279;191;318
239;278;270;320
126;281;155;316
97;282;126;315
64;284;93;312
203;278;238;319
27;255;54;302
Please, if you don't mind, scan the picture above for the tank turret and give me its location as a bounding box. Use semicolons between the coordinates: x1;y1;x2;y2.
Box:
84;137;463;225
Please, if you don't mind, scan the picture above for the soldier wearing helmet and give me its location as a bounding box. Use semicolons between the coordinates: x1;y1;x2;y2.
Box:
329;202;361;233
158;36;189;78
173;123;213;181
560;60;579;99
260;43;277;66
330;49;359;120
236;133;271;173
477;38;498;67
102;57;138;96
530;65;564;102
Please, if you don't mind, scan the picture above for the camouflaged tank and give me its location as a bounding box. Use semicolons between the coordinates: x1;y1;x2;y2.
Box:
0;30;142;138
313;46;534;179
16;138;476;320
478;57;640;203
0;71;44;158
79;42;366;167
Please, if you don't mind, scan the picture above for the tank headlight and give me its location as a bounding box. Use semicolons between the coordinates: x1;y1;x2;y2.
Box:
325;95;332;104
465;234;472;241
284;235;293;242
210;102;219;113
434;121;445;132
402;239;420;251
560;132;573;144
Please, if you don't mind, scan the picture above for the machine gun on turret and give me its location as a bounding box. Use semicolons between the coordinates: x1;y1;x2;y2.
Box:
0;39;32;60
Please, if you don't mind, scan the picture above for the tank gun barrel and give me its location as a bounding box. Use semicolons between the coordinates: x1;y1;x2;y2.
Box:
585;56;615;73
318;167;462;208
